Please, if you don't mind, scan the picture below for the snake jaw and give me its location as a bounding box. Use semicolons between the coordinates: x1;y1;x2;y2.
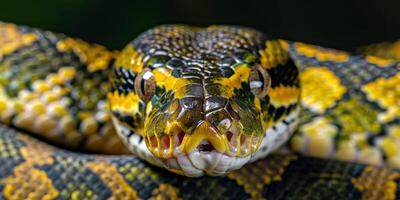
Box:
143;117;265;176
145;119;262;157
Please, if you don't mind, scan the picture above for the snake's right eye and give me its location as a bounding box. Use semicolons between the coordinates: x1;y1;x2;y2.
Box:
249;65;271;98
135;68;156;102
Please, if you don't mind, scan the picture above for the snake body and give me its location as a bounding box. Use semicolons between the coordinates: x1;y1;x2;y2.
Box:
0;22;399;199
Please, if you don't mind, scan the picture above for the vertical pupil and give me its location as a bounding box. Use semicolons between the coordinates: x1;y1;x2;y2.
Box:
140;78;146;95
257;70;264;87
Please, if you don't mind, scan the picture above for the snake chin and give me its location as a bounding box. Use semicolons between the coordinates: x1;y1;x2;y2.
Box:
161;149;251;177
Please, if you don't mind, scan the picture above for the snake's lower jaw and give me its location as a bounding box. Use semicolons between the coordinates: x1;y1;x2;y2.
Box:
144;121;264;176
162;151;253;177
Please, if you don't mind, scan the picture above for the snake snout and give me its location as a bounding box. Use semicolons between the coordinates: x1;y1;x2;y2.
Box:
143;107;265;176
146;118;262;158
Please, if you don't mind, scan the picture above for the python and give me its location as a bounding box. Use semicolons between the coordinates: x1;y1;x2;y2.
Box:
108;25;300;176
0;22;398;180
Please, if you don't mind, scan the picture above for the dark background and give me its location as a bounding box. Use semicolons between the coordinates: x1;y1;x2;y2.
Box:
0;0;399;51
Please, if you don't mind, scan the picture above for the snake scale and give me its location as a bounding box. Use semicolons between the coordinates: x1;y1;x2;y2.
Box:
0;21;399;199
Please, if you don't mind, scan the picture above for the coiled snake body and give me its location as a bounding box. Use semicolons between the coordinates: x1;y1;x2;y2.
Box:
0;22;399;199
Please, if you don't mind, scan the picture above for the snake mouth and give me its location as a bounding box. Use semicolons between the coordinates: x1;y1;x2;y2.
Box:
162;150;252;177
196;141;214;152
144;121;263;176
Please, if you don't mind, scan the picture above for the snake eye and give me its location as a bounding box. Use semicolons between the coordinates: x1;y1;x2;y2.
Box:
135;68;156;102
249;65;271;98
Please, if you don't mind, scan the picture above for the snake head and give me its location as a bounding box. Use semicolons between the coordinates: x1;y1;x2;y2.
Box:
143;77;265;174
109;25;300;177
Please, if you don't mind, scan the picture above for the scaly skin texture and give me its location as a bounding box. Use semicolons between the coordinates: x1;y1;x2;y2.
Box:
0;22;129;154
109;25;300;176
1;126;400;200
290;42;400;167
0;21;399;199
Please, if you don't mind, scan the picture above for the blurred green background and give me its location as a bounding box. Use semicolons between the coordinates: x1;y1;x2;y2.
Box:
0;0;399;50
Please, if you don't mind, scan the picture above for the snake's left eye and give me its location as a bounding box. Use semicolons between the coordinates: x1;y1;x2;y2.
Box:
135;68;156;102
249;65;271;98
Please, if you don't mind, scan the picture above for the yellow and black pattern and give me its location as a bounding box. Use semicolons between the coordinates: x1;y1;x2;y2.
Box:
0;22;127;154
289;41;400;167
1;125;400;200
107;25;301;175
0;21;399;199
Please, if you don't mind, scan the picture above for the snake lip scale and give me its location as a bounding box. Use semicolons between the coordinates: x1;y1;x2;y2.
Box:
139;117;263;176
162;150;252;177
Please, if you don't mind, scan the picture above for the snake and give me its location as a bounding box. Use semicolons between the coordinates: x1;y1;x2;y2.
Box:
0;21;399;199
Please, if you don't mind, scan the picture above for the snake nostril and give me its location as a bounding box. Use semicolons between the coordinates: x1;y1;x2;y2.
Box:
197;141;214;152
